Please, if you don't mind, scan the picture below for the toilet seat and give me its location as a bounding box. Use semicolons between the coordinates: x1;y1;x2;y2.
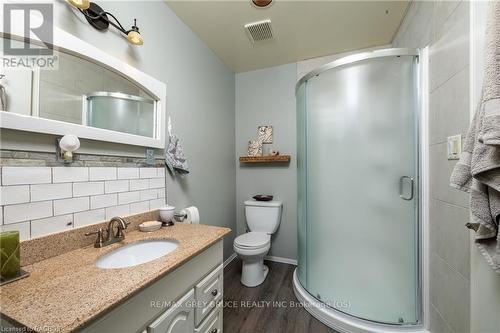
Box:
234;232;270;249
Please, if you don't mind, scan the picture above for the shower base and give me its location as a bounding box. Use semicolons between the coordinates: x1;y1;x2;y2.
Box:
292;269;428;333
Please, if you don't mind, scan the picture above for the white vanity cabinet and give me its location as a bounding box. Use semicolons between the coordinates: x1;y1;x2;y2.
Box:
146;265;224;333
148;290;195;333
80;240;224;333
194;264;223;326
195;302;222;333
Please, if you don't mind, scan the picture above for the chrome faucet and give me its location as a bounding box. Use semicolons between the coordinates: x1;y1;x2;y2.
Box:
85;216;130;248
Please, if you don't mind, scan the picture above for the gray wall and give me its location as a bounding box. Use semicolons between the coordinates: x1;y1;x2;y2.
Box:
235;63;297;261
393;1;471;332
2;1;236;259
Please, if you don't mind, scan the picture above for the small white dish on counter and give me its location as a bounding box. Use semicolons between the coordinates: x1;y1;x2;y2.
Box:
159;205;175;223
139;221;162;232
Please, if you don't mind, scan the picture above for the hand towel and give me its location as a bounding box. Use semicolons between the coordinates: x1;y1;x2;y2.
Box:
165;117;189;175
450;1;500;274
478;0;500;146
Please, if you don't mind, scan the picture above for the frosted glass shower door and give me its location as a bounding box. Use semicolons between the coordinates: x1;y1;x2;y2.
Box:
305;56;418;324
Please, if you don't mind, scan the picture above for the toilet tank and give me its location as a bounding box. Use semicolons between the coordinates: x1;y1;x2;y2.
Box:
244;200;283;234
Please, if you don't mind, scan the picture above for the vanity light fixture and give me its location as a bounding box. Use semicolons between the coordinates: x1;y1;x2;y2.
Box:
57;135;80;163
68;0;90;10
67;1;144;45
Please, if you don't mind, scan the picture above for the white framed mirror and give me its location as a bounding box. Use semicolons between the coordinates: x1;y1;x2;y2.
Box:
0;13;166;149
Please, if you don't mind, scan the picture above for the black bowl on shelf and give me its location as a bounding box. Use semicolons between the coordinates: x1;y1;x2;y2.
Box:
253;195;274;201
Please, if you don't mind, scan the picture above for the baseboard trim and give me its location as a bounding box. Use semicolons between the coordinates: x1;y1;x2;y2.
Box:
223;252;237;268
223;253;297;266
265;255;297;265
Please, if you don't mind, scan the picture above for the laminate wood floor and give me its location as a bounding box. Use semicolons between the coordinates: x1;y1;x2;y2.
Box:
223;258;338;333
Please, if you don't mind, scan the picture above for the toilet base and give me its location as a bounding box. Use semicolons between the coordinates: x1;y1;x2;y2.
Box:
241;260;269;287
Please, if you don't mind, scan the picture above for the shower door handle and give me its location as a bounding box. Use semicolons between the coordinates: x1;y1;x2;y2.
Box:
399;176;414;201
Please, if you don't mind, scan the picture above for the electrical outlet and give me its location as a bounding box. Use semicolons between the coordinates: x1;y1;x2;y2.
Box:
447;135;462;160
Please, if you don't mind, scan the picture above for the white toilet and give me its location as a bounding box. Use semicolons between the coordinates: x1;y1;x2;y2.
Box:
233;200;283;287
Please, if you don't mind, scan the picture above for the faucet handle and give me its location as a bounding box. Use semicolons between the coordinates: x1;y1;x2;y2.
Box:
85;228;104;248
85;228;103;236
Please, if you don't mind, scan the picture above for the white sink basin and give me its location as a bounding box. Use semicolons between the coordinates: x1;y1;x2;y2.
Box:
96;240;178;269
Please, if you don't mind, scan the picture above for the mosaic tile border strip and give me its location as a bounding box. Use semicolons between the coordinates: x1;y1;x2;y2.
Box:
0;150;165;167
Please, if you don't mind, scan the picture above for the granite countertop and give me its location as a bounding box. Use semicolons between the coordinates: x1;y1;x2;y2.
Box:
0;223;231;332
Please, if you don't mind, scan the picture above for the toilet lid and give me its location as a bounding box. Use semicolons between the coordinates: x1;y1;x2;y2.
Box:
234;232;270;249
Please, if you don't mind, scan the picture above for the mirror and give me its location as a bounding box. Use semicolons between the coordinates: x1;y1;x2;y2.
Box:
39;50;156;138
0;26;166;148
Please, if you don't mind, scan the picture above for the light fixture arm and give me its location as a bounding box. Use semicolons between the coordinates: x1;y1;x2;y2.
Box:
78;7;132;35
68;1;143;45
78;8;127;35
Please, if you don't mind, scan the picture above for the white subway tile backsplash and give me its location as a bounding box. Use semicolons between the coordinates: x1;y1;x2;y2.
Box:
140;189;157;201
0;164;167;240
0;221;31;240
52;167;88;183
54;197;89;215
105;180;129;193
89;167;117;181
0;185;30;205
73;182;104;197
74;209;105;227
31;214;73;238
90;193;118;209
105;204;130;219
31;183;72;202
149;178;165;189
150;198;166;209
130;179;149;191
118;191;141;205
4;201;53;224
117;168;139;179
139;168;156;179
130;201;150;215
2;167;51;185
157;168;165;178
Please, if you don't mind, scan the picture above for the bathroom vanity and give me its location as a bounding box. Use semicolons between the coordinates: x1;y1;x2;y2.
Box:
82;241;224;333
0;212;231;333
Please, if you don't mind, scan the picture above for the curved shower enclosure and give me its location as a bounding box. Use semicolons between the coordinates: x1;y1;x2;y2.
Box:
294;48;422;332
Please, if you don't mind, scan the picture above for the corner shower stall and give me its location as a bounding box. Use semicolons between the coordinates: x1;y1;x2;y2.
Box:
294;48;423;333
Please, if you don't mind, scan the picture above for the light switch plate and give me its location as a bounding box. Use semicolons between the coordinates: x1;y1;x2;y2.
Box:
447;135;462;160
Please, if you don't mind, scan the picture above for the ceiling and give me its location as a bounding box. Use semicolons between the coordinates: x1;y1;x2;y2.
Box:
165;0;410;73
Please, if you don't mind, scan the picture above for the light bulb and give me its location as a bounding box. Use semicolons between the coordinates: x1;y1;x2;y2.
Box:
127;30;144;45
68;0;90;10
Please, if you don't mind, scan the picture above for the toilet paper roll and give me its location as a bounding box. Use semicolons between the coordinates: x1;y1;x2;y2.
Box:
180;206;199;224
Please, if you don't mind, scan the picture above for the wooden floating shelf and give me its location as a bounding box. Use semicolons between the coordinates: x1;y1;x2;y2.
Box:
239;155;291;163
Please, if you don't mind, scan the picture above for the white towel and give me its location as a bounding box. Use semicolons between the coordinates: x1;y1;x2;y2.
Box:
450;1;500;274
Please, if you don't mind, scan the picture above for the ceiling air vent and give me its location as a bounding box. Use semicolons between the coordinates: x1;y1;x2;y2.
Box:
244;19;274;43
